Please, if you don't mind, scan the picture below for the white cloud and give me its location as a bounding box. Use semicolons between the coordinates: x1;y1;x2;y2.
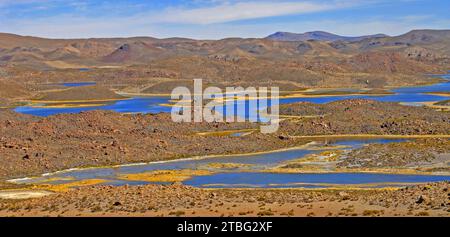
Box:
150;17;450;39
3;14;446;39
152;1;348;24
0;0;445;39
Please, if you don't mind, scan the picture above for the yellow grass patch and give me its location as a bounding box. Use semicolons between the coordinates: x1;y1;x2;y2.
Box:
32;179;107;192
214;90;393;102
196;129;258;136
425;92;450;97
158;103;187;108
30;103;106;109
116;92;174;97
118;169;213;183
44;60;88;69
29;97;128;103
420;101;450;112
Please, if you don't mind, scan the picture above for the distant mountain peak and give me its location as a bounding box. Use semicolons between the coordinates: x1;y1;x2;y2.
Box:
266;31;388;42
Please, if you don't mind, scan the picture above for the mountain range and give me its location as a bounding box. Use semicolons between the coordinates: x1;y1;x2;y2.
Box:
265;31;388;42
0;29;448;76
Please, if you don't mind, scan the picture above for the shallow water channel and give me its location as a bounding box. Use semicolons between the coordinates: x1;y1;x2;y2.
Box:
10;138;450;189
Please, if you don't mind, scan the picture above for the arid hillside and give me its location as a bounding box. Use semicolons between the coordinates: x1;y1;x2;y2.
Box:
0;30;448;72
0;30;448;99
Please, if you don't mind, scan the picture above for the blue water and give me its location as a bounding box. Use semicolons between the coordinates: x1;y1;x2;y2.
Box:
21;146;318;182
12;138;448;189
280;80;450;105
212;76;450;121
9;75;450;188
61;82;96;87
14;97;172;117
17;139;402;181
185;172;450;188
44;82;97;87
231;132;247;137
14;74;449;117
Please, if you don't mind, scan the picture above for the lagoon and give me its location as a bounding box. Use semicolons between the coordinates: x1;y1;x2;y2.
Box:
14;74;450;117
10;138;449;189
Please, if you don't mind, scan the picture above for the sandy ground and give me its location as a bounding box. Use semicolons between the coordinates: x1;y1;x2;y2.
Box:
0;190;53;200
0;182;448;217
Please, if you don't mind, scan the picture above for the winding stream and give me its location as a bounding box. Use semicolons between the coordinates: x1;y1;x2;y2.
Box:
10;138;450;189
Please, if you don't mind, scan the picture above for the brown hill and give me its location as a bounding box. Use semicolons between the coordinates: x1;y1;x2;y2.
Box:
0;30;447;66
266;31;388;42
0;79;30;99
392;30;450;45
102;41;166;63
343;51;442;73
34;86;126;101
0;30;448;86
356;30;450;58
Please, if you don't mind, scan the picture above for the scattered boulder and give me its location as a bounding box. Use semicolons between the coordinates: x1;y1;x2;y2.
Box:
416;195;430;204
339;191;350;200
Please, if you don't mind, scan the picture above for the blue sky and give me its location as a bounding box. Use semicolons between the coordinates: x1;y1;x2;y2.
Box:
0;0;449;39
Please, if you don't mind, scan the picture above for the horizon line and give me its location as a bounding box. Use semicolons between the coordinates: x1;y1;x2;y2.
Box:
1;28;448;41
